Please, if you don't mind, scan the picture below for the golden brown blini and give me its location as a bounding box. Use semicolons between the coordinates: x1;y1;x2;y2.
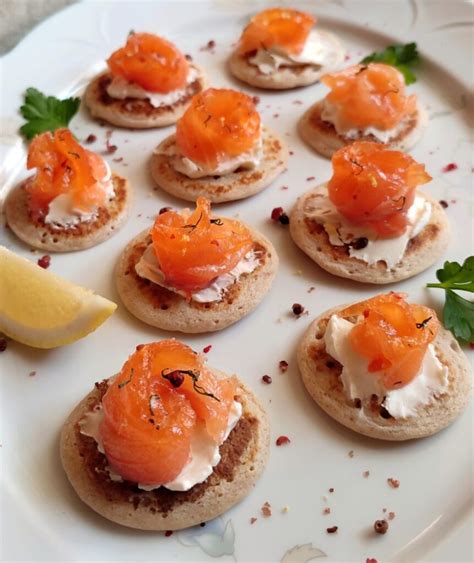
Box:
297;305;472;441
84;65;207;129
115;226;278;333
290;186;450;284
228;31;345;90
60;377;270;530
150;127;288;203
4;174;132;252
298;99;428;158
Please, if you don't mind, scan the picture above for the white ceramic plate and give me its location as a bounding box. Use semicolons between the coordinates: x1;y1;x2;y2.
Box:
1;1;473;561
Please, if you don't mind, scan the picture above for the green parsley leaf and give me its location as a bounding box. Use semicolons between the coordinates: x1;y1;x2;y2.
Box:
428;257;474;292
360;42;420;85
19;88;80;140
427;256;474;343
444;289;474;342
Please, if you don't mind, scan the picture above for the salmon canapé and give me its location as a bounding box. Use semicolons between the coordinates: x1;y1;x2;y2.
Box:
322;63;416;131
26;128;109;215
107;32;189;93
328;141;431;238
175;88;261;169
340;293;439;389
100;340;237;485
237;8;315;56
151;197;253;296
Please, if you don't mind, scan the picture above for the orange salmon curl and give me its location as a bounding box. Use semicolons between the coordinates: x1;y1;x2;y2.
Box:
322;63;417;131
107;32;189;93
340;293;439;390
175;88;261;169
328;141;432;238
238;8;316;56
26;128;109;215
99;340;237;485
151;197;253;296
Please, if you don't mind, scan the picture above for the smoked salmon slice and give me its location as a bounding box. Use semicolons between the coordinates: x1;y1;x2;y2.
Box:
328;141;432;237
26;128;109;214
100;340;237;485
175;88;261;169
107;32;189;93
151;197;253;296
322;63;417;131
340;293;439;389
237;8;316;56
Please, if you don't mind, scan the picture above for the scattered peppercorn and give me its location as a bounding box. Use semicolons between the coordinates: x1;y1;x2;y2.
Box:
200;522;206;527
262;375;272;384
276;435;291;446
37;255;51;269
261;502;272;517
363;470;370;478
439;200;448;208
136;344;145;351
29;371;37;377
348;450;354;458
366;559;378;563
387;477;400;488
442;162;458;173
203;345;212;353
250;517;257;524
323;507;331;515
329;487;334;493
326;526;338;534
306;176;315;181
270;206;290;225
159;207;172;215
388;511;396;520
164;530;173;537
201;39;216;51
278;360;288;373
379;406;393;419
291;303;305;317
351;237;369;250
106;142;118;154
185;54;193;61
374;519;389;534
162;370;185;388
85;133;97;144
0;338;7;352
252;95;260;105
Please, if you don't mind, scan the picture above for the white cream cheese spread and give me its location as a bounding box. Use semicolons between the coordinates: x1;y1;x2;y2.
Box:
135;244;260;303
320;99;409;143
156;133;263;179
106;67;198;108
44;160;114;228
248;31;339;74
324;314;449;418
79;400;242;491
306;185;431;268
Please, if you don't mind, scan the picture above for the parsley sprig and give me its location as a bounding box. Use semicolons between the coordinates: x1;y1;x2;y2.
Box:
427;257;474;343
20;88;80;140
361;42;420;85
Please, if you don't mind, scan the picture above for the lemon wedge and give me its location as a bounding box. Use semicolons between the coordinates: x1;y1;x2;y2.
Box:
0;246;117;348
